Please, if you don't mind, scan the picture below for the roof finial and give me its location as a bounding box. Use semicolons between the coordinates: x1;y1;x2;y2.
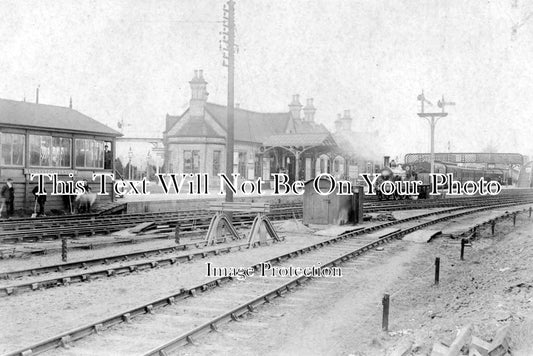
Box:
69;97;72;109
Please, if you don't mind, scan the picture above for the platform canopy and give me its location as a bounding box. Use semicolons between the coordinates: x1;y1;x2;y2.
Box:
262;132;337;150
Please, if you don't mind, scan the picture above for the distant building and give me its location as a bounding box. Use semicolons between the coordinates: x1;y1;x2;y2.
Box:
115;136;164;180
0;98;121;213
164;70;350;183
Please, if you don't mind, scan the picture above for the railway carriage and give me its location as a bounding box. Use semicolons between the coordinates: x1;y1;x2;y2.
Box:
406;161;504;197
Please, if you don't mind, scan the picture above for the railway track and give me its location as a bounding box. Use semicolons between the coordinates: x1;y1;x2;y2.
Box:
1;196;532;295
0;205;301;243
3;190;530;232
0;210;302;258
2;193;532;244
3;201;531;356
0;202;301;230
363;192;533;211
0;195;530;295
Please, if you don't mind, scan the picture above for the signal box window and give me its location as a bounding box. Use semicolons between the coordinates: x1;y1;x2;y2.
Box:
29;135;71;167
0;133;25;166
75;139;104;168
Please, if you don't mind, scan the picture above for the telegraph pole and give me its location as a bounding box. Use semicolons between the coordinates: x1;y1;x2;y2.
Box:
222;0;235;203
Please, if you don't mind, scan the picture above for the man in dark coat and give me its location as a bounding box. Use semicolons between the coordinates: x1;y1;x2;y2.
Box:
1;178;15;218
32;185;47;217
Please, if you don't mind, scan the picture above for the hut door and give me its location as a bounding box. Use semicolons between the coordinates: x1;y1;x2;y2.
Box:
313;195;332;225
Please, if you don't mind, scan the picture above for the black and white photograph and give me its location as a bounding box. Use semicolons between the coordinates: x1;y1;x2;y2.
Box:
1;1;533;355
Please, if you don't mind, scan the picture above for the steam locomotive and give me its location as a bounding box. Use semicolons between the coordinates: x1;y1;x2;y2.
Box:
375;161;505;199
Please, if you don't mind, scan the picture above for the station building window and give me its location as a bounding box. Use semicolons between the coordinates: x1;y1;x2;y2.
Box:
0;132;25;166
29;135;71;167
184;150;200;173
254;154;261;179
238;152;247;178
212;150;221;176
75;139;104;168
318;154;329;173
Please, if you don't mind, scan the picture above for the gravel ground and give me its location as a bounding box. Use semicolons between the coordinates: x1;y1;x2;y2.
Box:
379;213;533;355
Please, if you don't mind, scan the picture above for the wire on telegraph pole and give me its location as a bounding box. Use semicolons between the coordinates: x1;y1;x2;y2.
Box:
222;0;236;205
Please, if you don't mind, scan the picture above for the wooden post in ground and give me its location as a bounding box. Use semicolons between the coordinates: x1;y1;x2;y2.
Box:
382;294;390;331
61;237;67;262
174;223;180;245
434;257;440;285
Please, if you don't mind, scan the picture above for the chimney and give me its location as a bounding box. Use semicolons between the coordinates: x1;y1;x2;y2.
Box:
189;69;208;116
334;113;342;133
383;156;390;167
340;109;352;131
303;98;316;122
69;97;73;109
288;94;302;119
36;86;40;104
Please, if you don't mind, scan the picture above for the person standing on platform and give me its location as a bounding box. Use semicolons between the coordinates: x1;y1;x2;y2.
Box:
32;184;47;217
82;179;91;193
1;178;15;218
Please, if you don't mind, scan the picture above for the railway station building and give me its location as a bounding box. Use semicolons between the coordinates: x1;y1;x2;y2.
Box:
163;70;371;184
0;98;122;214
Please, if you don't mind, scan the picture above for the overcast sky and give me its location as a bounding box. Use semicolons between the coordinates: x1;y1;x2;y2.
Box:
1;0;533;160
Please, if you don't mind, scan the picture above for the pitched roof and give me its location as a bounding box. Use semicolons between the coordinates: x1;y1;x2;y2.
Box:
291;118;330;134
177;118;224;138
204;103;290;142
264;132;337;148
0;98;121;137
165;102;334;145
164;113;182;134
